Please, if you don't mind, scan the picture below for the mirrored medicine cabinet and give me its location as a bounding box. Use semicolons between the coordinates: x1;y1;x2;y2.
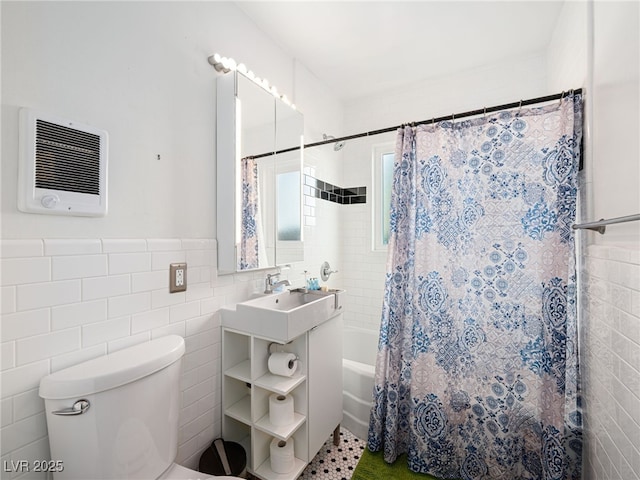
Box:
217;71;304;274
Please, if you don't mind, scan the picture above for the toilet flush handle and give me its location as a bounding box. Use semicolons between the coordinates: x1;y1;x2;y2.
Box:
52;399;90;416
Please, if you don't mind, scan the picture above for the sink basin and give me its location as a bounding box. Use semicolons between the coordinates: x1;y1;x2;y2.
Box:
222;289;344;342
247;291;323;311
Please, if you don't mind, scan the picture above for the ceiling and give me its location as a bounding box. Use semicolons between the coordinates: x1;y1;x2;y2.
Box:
237;1;566;102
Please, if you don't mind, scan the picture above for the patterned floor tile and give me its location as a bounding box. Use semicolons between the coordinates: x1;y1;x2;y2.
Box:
298;429;365;480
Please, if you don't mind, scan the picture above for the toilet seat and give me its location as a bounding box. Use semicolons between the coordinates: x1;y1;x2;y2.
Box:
157;462;242;480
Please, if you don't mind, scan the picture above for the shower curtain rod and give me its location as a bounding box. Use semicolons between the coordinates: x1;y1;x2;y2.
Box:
251;88;582;160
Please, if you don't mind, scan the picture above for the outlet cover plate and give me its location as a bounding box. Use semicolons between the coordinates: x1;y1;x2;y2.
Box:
170;263;187;293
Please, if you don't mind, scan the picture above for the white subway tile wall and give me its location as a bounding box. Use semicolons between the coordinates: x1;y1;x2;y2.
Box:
582;244;640;480
3;232;637;479
0;238;268;478
340;205;386;332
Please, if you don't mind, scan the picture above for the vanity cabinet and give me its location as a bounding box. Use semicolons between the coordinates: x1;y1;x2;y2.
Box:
308;315;344;457
221;314;343;480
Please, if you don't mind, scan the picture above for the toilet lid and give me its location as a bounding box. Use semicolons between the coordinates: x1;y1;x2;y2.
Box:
158;462;243;480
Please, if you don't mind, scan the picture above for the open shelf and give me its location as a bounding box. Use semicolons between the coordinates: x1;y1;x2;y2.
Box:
254;412;306;441
254;371;306;396
225;395;251;425
225;359;252;382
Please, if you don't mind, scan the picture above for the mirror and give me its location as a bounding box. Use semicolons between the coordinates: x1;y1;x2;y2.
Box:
216;71;304;274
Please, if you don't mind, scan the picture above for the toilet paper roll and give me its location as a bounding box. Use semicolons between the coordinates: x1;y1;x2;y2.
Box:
268;352;298;377
270;437;295;474
269;393;295;426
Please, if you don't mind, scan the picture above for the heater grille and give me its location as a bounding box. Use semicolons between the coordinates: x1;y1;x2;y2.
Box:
18;108;108;216
34;119;101;195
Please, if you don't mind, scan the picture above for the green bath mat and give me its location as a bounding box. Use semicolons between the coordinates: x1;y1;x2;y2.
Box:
352;448;445;480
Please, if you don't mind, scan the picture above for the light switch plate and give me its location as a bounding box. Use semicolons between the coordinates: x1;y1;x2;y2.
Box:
170;263;187;293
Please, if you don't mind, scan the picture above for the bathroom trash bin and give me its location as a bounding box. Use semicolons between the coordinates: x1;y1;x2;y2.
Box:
199;438;247;478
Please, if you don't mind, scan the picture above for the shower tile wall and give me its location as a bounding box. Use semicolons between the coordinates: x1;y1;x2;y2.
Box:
582;244;640;479
304;174;367;205
0;238;266;474
340;205;387;332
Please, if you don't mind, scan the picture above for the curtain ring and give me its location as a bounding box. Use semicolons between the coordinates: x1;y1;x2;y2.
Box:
561;90;565;99
451;113;455;124
483;107;487;118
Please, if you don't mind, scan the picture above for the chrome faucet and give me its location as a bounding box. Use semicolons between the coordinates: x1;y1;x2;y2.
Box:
264;273;290;294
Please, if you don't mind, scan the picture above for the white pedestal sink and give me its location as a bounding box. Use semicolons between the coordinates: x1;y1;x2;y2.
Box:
221;289;344;342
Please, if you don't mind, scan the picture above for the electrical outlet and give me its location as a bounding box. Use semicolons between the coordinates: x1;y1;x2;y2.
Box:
170;263;187;293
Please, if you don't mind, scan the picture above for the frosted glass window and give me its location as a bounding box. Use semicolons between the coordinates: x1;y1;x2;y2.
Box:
381;152;394;246
373;143;395;251
277;171;301;241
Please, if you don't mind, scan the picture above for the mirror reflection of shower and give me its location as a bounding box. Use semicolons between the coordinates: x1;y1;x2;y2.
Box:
322;133;346;151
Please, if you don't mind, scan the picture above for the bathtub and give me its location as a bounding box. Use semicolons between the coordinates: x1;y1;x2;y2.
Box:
342;327;378;441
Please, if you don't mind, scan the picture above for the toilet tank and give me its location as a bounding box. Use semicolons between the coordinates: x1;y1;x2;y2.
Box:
39;335;185;480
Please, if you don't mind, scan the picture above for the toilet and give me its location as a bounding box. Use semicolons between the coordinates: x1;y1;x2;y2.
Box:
39;335;242;480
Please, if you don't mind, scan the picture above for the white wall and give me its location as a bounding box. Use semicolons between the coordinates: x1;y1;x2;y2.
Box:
589;1;640;245
0;1;344;476
1;1;343;241
549;2;640;477
548;1;640;478
552;1;640;478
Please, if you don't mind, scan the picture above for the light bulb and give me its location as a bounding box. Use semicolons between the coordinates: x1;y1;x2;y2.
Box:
209;54;294;106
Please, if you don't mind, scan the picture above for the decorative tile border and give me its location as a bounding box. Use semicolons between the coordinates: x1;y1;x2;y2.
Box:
304;174;367;205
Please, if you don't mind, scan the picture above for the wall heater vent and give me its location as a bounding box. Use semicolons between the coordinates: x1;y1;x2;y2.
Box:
19;109;108;216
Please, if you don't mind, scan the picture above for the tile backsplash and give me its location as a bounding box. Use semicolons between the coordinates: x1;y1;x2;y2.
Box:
3;235;638;480
0;238;263;478
582;244;640;479
304;174;367;205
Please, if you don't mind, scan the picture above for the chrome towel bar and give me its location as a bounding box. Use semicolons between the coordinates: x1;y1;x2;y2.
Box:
572;213;640;234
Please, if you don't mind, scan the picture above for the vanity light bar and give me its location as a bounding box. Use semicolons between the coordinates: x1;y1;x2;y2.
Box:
208;53;296;109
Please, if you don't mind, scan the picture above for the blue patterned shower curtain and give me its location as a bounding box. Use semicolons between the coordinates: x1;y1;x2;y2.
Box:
368;94;583;480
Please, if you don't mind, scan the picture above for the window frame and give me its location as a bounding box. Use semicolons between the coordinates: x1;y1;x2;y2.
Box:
371;142;395;252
